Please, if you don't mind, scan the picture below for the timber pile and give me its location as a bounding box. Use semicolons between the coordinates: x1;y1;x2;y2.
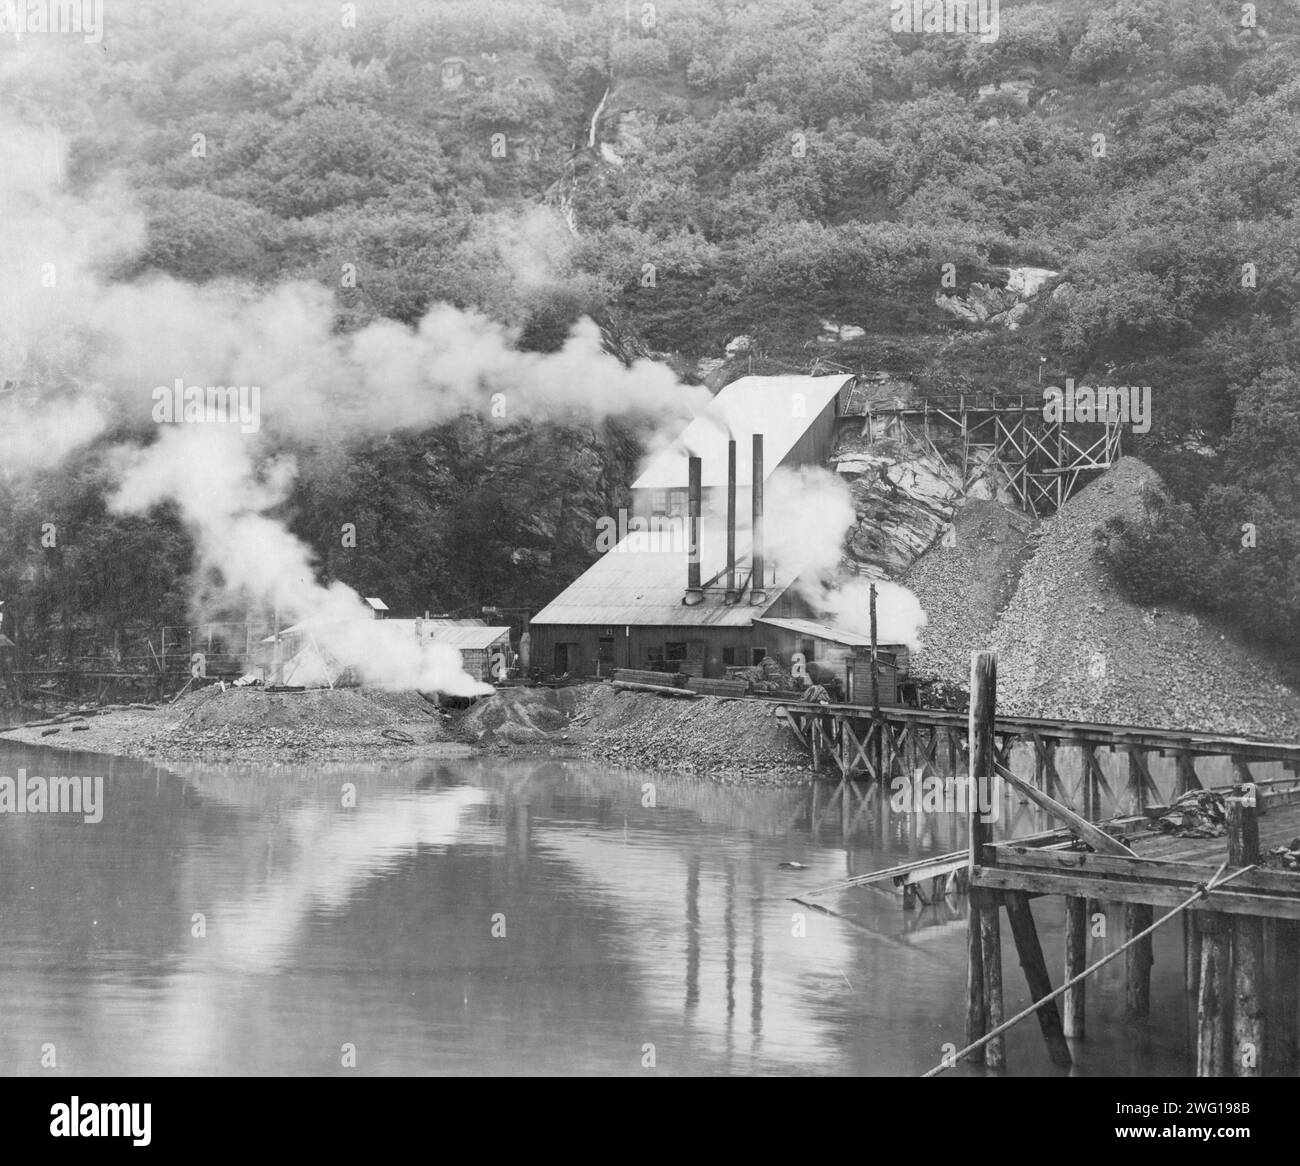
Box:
686;676;747;697
612;680;695;698
613;667;686;687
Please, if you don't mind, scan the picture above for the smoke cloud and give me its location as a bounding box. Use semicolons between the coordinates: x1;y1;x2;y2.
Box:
0;121;708;692
765;466;928;650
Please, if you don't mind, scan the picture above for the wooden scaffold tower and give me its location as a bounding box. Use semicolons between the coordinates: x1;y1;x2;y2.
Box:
861;393;1124;516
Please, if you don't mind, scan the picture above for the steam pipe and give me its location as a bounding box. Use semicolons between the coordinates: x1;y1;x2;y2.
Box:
683;455;703;605
724;439;738;604
750;434;766;604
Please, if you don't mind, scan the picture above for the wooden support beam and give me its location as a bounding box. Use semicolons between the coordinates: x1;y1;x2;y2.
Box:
1004;890;1073;1068
1124;747;1159;814
992;761;1138;858
1031;733;1061;802
1175;749;1202;794
1185;910;1202;999
1272;920;1300;1074
1064;896;1087;1039
1197;913;1231;1077
1227;795;1264;1077
980;891;1006;1069
1124;903;1153;1019
965;652;996;1062
966;889;986;1064
969;652;996;868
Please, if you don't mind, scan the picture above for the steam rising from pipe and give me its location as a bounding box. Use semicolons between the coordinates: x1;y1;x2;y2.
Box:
765;466;928;650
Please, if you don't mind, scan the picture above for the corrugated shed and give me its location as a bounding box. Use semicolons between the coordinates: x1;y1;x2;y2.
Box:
753;617;876;647
531;531;790;628
632;374;853;490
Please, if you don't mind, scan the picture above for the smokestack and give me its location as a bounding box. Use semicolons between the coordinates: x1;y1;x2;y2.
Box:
724;439;738;604
750;433;766;604
683;454;703;606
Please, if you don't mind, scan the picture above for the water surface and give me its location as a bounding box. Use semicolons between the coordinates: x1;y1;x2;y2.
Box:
0;742;1194;1076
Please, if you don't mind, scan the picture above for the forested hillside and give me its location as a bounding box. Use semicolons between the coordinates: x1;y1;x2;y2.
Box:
2;0;1298;665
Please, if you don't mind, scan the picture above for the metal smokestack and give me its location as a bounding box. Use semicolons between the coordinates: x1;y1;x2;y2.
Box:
683;454;703;605
750;434;766;604
724;439;738;604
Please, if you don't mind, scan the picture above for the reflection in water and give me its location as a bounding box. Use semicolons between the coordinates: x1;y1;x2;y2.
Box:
0;742;1193;1076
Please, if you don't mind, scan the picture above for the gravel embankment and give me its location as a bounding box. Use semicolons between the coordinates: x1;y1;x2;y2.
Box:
566;684;811;784
904;497;1036;686
0;686;469;763
1;682;813;781
987;459;1300;738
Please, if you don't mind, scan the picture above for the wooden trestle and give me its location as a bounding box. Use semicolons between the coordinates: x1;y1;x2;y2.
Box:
861;395;1123;515
776;700;1300;820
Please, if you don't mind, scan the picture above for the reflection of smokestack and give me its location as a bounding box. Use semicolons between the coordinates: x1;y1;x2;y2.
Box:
725;439;738;604
684;454;703;605
750;434;766;604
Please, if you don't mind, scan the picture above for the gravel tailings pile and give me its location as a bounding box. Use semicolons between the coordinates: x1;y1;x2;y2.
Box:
1;686;462;762
456;687;573;743
567;684;809;783
988;459;1300;737
904;498;1036;686
147;686;454;759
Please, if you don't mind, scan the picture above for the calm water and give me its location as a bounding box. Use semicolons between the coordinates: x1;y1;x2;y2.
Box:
0;741;1197;1076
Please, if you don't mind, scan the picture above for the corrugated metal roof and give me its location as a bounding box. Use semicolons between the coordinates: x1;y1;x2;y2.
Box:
632;374;853;490
531;531;790;628
424;625;511;649
753;617;874;647
265;618;508;650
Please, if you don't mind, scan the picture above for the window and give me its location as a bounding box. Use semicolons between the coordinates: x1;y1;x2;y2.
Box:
667;489;688;516
722;647;737;667
665;642;688;662
651;489;668;514
800;639;816;661
751;647;768;665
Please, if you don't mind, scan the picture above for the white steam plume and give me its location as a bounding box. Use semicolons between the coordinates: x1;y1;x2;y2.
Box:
1;122;707;693
765;466;928;650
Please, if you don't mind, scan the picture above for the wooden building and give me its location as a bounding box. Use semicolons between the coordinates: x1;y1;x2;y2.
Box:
530;373;911;687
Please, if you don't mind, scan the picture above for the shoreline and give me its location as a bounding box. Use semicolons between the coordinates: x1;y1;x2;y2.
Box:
0;683;817;786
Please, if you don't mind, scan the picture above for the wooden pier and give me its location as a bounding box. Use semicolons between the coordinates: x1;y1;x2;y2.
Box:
957;653;1300;1077
780;659;1300;1076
